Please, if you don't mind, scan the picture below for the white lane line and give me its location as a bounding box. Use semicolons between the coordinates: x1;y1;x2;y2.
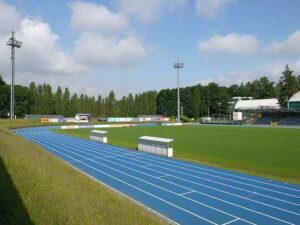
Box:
29;133;296;224
180;190;196;196
141;154;300;194
54;146;291;224
45;132;300;209
27;133;242;224
222;218;240;225
143;164;154;167
25;134;300;218
123;155;300;199
156;174;170;179
40;133;300;219
50;132;300;197
22;133;219;225
68;157;100;163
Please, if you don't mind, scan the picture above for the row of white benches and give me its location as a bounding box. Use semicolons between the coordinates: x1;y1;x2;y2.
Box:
90;130;173;157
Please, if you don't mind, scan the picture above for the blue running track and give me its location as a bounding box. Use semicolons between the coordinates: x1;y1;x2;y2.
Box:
15;127;300;225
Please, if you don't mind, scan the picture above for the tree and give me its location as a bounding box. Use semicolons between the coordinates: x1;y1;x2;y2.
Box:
192;86;200;120
62;88;70;116
55;86;63;115
43;84;52;114
28;82;37;113
70;93;78;116
128;93;134;116
15;85;30;117
106;90;116;116
0;75;6;86
278;65;299;107
258;76;277;98
0;81;9;118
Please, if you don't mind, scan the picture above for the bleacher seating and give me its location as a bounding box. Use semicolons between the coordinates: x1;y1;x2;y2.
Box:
253;117;273;125
279;117;300;126
253;116;300;126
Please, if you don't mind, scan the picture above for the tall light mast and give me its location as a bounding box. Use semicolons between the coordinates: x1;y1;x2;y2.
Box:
7;31;22;119
173;57;184;122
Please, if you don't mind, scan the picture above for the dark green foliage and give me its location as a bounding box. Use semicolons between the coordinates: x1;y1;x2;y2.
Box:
0;65;299;118
192;86;200;119
180;115;191;123
278;65;299;107
0;75;6;86
0;84;10;118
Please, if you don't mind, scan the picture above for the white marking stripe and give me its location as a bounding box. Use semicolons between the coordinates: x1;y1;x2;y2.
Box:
22;134;219;225
26;132;243;224
222;218;240;225
40;136;292;224
26;132;297;224
147;154;300;193
180;190;195;196
45;132;300;209
156;174;170;178
55;131;300;197
129;155;300;199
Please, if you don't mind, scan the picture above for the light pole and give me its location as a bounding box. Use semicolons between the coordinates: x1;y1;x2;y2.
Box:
7;31;22;119
173;57;184;122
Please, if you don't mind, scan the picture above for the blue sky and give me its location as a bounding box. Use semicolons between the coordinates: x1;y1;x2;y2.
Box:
0;0;300;97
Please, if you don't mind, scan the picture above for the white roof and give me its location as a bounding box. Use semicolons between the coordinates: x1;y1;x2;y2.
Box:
235;98;280;110
139;136;173;143
91;130;107;134
289;91;300;102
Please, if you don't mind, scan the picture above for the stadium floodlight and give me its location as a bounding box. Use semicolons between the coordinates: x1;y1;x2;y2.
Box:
173;57;184;122
7;31;22;119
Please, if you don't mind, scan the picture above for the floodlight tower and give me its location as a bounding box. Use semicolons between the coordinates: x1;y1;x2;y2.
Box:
173;57;184;123
7;31;22;119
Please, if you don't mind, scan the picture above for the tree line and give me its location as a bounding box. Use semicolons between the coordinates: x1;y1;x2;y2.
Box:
0;65;299;118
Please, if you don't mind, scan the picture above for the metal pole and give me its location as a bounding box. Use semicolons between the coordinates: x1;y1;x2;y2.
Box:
177;57;180;122
173;57;184;123
7;31;22;119
10;31;15;119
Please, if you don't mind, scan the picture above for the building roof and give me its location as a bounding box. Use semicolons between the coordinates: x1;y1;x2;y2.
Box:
289;91;300;102
139;136;173;143
234;98;280;110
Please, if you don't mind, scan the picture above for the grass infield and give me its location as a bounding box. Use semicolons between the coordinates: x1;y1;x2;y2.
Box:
0;119;167;225
56;125;300;184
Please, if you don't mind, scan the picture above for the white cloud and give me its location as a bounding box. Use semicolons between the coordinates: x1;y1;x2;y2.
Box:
265;30;300;55
17;18;86;76
74;33;146;67
0;2;86;87
69;1;128;33
197;33;260;55
116;0;186;23
0;1;21;34
69;1;148;68
195;0;235;19
199;59;300;87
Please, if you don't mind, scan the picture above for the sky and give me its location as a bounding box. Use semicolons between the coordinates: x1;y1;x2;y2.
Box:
0;0;300;98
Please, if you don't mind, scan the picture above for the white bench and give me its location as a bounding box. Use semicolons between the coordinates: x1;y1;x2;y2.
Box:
138;136;174;157
90;130;107;143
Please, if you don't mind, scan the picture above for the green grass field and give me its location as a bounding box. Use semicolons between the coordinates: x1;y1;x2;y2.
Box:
0;120;167;225
56;125;300;184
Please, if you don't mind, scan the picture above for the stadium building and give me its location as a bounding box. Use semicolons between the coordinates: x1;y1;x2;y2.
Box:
288;91;300;109
232;95;300;126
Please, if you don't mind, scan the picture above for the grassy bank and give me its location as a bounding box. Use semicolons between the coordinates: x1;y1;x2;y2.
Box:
0;120;167;225
56;125;300;184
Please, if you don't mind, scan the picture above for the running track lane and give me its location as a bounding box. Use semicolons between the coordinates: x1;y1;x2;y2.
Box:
15;127;300;225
